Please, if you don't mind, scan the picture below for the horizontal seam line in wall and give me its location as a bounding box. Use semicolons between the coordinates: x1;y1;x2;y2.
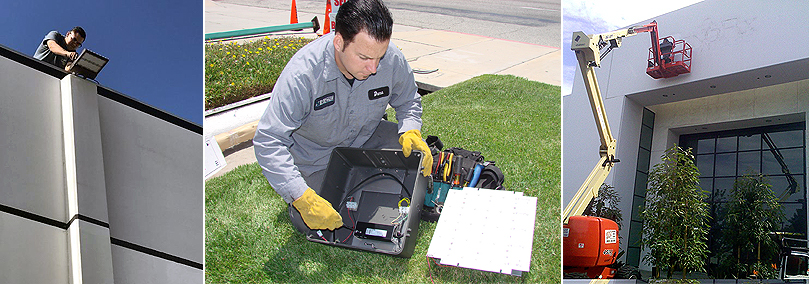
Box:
1;204;112;230
110;238;203;270
66;214;110;229
0;204;201;270
0;203;67;229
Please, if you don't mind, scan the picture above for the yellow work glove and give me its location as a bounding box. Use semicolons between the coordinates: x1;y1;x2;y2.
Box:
399;129;433;177
291;188;343;230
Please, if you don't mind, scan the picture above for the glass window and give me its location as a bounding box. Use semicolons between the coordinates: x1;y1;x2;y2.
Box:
782;148;805;173
637;149;651;173
679;122;806;264
769;130;804;149
697;154;714;177
715;153;737;177
769;175;804;203
640;125;653;151
634;171;648;196
714;177;736;202
699;177;713;201
698;138;715;154
763;148;805;176
626;247;642;267
716;136;737;153
739;134;761;151
632;196;645;221
642;108;655;128
781;203;807;234
737;151;761;175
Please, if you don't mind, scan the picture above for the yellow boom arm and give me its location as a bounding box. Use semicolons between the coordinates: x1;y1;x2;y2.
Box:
562;24;655;224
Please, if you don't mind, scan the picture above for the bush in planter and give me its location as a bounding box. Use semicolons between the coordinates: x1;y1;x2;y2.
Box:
715;173;783;279
641;145;710;279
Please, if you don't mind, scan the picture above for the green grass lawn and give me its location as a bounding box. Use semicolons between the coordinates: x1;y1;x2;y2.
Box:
205;37;313;110
205;74;560;283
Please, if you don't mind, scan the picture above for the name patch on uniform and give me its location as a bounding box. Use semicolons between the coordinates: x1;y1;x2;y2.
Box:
314;93;335;110
368;86;390;100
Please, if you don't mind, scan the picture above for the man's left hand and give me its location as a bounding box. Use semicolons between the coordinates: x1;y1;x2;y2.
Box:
399;129;433;177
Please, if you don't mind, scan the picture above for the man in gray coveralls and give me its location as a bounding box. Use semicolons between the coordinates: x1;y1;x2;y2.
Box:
254;0;432;232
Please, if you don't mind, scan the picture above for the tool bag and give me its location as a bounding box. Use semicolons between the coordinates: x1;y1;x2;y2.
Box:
422;135;506;221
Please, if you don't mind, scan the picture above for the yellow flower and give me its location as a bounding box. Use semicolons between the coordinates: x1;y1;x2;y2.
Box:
230;83;235;86
209;64;214;67
246;62;250;65
226;51;230;55
258;48;262;51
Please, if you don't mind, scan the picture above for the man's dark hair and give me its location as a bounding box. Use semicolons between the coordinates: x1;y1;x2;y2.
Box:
70;26;86;39
335;0;393;47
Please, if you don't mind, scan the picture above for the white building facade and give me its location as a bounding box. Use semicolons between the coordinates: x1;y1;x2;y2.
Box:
563;0;808;273
0;44;202;283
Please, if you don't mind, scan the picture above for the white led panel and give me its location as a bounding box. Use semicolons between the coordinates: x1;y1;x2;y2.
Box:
426;187;537;276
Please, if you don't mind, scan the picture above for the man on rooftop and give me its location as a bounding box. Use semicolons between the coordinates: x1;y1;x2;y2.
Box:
34;26;85;70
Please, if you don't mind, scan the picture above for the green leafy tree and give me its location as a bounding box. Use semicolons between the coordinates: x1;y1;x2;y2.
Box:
641;145;710;279
583;183;623;229
716;173;783;279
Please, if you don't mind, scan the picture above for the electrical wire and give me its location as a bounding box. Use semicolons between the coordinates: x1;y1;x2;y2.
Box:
338;172;411;213
390;213;407;225
426;256;435;284
433;258;449;267
341;197;356;244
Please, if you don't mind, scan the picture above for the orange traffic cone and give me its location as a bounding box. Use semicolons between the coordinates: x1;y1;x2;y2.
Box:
290;0;299;24
324;0;332;34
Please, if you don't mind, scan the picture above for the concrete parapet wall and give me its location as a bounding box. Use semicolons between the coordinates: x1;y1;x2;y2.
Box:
0;44;202;283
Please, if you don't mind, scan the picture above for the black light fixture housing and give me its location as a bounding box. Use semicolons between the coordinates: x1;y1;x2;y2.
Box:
67;49;109;80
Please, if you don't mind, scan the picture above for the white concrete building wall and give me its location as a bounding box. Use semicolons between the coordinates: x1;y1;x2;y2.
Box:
0;45;202;283
0;212;70;283
98;95;204;266
0;55;67;223
563;0;809;271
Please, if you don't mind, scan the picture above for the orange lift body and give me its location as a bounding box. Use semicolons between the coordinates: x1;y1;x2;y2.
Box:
564;215;621;278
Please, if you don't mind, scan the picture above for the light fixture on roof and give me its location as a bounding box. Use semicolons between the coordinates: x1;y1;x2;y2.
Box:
66;49;109;80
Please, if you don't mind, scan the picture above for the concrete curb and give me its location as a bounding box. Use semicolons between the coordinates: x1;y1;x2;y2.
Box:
213;120;258;152
204;92;271;117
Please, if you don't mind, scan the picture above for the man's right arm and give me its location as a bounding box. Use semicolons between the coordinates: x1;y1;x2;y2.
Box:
253;75;310;204
46;40;77;61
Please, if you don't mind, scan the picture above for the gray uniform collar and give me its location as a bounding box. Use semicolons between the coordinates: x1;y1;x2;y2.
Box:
322;33;343;83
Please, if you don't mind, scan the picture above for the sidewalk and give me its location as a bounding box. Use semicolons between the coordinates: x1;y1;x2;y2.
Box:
204;0;561;180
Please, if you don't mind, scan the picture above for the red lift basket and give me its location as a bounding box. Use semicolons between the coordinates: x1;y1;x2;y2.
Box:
645;22;692;79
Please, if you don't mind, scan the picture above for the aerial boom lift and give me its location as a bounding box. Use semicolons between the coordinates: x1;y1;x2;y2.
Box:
564;22;657;224
564;21;691;279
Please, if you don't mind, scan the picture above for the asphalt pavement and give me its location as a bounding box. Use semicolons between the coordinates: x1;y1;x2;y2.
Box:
214;0;561;48
204;0;561;179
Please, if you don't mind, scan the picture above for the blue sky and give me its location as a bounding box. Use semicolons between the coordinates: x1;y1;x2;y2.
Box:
562;0;703;96
1;0;203;125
